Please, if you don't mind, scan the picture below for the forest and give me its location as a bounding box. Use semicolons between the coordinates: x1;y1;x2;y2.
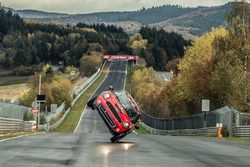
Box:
130;1;250;118
0;8;129;74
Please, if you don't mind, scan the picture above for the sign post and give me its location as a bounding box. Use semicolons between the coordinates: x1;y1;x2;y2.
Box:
202;99;210;128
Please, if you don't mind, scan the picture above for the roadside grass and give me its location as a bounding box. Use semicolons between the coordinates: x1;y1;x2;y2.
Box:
223;137;250;142
125;62;132;93
135;124;150;134
0;132;35;141
53;64;109;132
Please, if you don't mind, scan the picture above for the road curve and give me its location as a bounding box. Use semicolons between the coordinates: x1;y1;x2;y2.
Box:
0;60;250;167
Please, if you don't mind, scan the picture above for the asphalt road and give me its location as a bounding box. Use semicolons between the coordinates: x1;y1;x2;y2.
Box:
0;60;250;167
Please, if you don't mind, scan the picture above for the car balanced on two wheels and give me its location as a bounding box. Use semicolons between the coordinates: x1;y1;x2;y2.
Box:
87;87;141;143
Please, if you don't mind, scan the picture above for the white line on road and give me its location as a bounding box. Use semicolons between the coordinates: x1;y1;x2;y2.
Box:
0;132;45;143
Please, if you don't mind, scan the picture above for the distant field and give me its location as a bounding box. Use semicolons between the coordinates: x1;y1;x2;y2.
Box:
0;68;33;100
0;76;32;86
0;84;30;101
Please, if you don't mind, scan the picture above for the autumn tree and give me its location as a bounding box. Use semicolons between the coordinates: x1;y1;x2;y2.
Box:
79;55;102;77
129;33;148;56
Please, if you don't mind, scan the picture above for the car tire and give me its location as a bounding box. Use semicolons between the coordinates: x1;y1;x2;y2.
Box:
110;136;119;143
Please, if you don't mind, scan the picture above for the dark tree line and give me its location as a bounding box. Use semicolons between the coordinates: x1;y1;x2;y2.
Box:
0;8;129;73
139;27;191;71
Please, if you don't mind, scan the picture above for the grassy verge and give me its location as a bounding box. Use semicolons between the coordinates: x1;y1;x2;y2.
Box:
53;64;109;132
223;137;250;142
135;124;150;134
125;62;132;93
0;132;35;141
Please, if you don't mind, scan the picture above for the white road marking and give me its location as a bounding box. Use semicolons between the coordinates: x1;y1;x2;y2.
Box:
0;132;45;143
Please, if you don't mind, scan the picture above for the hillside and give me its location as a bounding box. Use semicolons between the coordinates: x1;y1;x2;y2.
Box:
13;3;232;39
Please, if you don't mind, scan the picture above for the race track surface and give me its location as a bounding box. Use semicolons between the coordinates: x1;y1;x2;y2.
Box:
0;60;250;167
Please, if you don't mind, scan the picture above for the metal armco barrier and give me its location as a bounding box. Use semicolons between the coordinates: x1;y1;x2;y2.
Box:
235;126;250;138
140;122;217;136
0;117;32;133
140;106;238;137
141;106;234;130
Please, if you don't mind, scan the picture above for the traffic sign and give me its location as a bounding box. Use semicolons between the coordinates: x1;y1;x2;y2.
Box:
32;106;39;114
202;99;210;112
32;101;38;108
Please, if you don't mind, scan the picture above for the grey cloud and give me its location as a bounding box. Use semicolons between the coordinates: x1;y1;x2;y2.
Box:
0;0;248;13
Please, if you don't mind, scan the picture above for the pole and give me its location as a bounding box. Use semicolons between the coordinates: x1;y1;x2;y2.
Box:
37;74;42;130
39;74;41;95
242;10;248;108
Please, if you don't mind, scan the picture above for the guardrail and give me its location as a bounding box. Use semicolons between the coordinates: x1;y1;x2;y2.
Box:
235;126;250;138
140;122;217;136
141;106;233;130
140;106;238;137
0;117;31;133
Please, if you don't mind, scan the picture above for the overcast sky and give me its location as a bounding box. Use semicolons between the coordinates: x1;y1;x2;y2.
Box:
1;0;249;14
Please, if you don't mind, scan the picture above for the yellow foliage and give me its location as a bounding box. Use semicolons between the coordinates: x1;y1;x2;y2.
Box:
82;28;97;33
176;28;228;101
129;33;148;55
50;76;72;107
24;19;38;24
179;28;228;72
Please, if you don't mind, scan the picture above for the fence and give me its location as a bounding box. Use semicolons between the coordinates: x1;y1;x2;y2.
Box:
140;106;235;136
45;102;66;123
0;117;32;133
234;112;250;137
0;102;31;120
140;122;217;136
141;106;233;130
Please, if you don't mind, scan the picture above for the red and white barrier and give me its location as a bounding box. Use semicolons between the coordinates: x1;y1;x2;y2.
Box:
102;55;139;60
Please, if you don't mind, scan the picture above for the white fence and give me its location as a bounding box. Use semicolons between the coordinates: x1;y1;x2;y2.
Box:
0;117;31;133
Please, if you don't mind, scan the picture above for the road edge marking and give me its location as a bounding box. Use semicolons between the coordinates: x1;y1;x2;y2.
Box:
0;132;45;143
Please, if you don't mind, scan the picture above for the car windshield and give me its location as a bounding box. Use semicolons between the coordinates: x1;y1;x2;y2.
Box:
114;91;139;124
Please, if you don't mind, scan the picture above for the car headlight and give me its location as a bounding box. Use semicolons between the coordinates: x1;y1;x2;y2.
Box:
115;128;120;133
103;93;110;99
123;122;129;128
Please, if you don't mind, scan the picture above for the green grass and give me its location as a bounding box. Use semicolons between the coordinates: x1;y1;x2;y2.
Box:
135;124;150;134
53;65;109;132
223;137;250;142
125;62;132;93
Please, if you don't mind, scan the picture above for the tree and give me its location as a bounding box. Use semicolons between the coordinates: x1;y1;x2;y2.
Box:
79;55;102;77
50;76;72;108
129;33;148;56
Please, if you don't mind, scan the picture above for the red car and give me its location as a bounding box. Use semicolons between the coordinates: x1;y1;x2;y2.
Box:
87;87;141;143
